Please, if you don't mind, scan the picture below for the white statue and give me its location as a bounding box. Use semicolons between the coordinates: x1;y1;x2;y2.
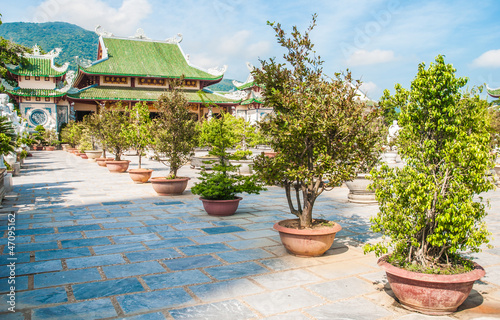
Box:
0;94;23;136
387;120;400;143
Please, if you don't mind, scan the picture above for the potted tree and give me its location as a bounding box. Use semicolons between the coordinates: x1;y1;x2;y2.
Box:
32;125;45;150
123;102;153;183
364;55;494;315
100;102;132;172
252;16;383;257
149;80;198;195
42;129;59;151
191;107;265;216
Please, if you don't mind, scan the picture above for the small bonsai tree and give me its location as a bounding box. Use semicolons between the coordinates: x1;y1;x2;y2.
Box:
151;80;198;178
191;107;265;200
60;121;82;148
0;116;16;160
123;102;152;169
82;108;110;157
252;15;383;229
43;129;59;146
100;102;132;161
364;55;495;273
33;125;46;146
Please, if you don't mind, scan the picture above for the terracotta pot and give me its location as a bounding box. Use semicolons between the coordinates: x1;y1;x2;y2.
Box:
200;196;242;216
273;219;342;257
45;146;56;151
345;174;376;204
129;169;153;184
378;256;485;315
34;146;44;151
85;150;103;161
68;148;78;154
150;177;189;195
106;160;130;173
79;154;88;159
263;152;277;158
96;158;114;167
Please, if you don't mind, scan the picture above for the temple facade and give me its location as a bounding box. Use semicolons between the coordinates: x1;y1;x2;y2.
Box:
67;27;239;121
1;45;73;131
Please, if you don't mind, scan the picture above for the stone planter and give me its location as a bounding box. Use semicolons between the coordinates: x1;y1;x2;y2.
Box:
96;158;114;167
345;174;376;204
191;156;219;169
273;219;342;257
85;150;103;162
263;152;277;158
229;159;254;175
61;144;70;151
45;146;56;151
79;154;88;159
378;256;485;315
150;177;189;195
200;196;242;216
129;169;153;184
384;151;398;164
105;160;130;173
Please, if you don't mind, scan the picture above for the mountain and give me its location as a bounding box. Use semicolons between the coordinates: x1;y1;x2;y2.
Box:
0;21;98;69
206;78;237;92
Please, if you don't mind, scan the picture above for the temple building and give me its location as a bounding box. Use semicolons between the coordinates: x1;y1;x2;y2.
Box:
229;63;272;124
487;85;500;101
0;45;73;130
67;27;239;121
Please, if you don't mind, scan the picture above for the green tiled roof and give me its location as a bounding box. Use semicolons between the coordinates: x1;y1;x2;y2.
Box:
7;57;67;77
68;86;239;104
487;86;500;98
83;37;222;80
5;87;66;97
236;81;259;90
241;97;262;105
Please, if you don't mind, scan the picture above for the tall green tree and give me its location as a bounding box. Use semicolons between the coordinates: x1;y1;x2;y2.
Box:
100;102;131;161
0;14;28;79
123;102;152;169
365;55;494;271
252;15;384;229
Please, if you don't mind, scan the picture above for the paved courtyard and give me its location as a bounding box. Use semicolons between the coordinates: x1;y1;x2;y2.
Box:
1;150;499;320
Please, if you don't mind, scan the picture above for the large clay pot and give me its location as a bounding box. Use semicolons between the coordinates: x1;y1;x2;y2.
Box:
79;154;88;159
273;219;342;257
67;147;77;153
34;145;44;151
106;160;130;173
129;169;153;184
229;159;254;175
45;146;55;151
345;174;376;204
96;158;114;167
378;256;485;315
85;150;103;162
150;177;189;195
200;196;242;216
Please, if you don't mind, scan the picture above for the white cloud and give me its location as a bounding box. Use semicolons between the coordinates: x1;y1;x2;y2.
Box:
32;0;152;35
359;81;378;99
346;49;395;66
472;49;500;68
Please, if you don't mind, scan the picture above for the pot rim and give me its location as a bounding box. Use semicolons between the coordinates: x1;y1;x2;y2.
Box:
199;196;243;203
273;218;342;236
128;168;153;173
105;160;131;163
150;176;190;182
377;255;485;283
84;150;103;153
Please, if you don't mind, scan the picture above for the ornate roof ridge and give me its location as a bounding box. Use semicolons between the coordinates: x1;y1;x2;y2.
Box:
95;25;183;44
233;62;256;89
486;84;500;98
22;45;70;74
176;44;227;77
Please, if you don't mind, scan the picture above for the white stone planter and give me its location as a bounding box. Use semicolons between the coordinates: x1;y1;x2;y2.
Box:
384;151;398;164
85;150;103;162
229;159;254;175
345;174;377;204
191;156;219;169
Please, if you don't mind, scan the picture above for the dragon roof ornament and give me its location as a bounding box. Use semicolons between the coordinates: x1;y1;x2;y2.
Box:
207;65;227;76
95;25;114;37
165;33;183;44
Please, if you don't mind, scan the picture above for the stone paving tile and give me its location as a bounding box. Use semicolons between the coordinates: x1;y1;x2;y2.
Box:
191;234;240;244
103;261;166;278
304;297;393;319
163;255;222;271
66;254;125;269
307;277;377;301
35;247;92;261
31;298;118;320
84;229;131;238
243;287;325;316
0;252;31;264
217;248;275;263
3;241;59;253
113;233;161;243
205;261;269;280
125;248;181;262
34;268;102;288
201;226;246;234
0;286;68;312
35;232;83;242
0;275;28;293
72;277;145;300
60;237;111;248
143;238;195;249
116;288;195;314
143;269;212;289
121;312;167;320
169;300;257;319
2;260;62;277
178;243;231;256
92;243;147;255
189;278;265;302
252;269;323;290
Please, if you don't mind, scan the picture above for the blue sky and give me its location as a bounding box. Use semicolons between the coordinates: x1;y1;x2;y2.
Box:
2;0;500;100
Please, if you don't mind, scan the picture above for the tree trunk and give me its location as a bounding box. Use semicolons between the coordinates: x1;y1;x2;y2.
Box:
299;203;313;229
138;154;142;169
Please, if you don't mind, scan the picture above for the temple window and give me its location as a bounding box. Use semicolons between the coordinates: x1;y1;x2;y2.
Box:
139;78;165;86
45;77;50;81
35;76;40;81
25;97;31;101
183;80;197;88
36;97;41;101
25;76;30;80
45;97;50;102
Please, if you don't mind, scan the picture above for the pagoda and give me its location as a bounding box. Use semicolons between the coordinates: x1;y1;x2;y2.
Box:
67;27;239;120
0;45;73;130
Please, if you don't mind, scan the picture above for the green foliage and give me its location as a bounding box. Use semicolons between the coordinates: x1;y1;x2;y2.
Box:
233;149;253;160
191;109;265;200
99;102;132;161
151;80;198;178
364;55;494;271
379;88;401;126
252;15;384;228
198;112;241;151
122;102;152;169
489;105;500;151
42;129;59;146
60;121;82;147
0;22;98;70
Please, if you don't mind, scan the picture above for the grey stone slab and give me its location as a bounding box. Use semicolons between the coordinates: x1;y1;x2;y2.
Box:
264;311;311;320
243;287;325;316
252;269;323;290
307;277;376;301
32;298;117;320
307;259;377;279
169;300;257;320
190;278;265;302
117;288;195;314
305;297;393;319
